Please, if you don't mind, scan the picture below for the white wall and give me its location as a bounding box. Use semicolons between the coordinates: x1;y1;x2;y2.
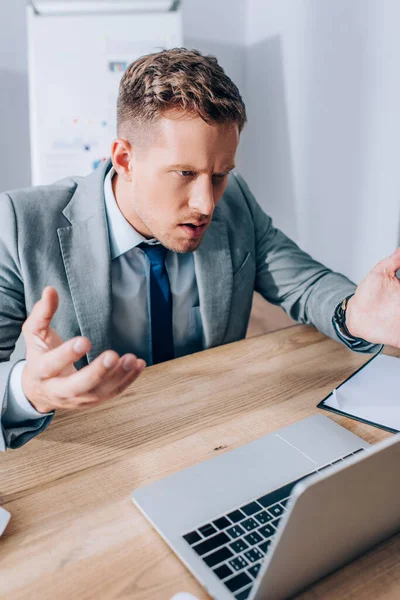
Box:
182;0;246;108
0;0;31;191
241;0;400;282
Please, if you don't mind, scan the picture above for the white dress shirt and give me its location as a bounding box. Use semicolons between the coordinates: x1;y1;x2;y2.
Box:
4;167;203;423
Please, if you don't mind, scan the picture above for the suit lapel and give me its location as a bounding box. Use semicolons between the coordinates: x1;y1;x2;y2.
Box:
58;161;112;363
194;218;233;349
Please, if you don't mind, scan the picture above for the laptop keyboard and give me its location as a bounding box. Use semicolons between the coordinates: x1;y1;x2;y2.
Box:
183;448;365;599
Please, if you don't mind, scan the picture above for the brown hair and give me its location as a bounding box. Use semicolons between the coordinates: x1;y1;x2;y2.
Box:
117;48;247;137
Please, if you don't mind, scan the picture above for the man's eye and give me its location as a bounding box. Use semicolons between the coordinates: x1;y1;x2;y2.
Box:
177;171;195;177
213;173;228;179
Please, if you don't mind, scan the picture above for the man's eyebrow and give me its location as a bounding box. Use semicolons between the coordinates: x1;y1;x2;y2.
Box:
168;164;236;172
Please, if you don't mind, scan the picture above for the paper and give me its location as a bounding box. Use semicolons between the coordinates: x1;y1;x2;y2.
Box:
321;354;400;432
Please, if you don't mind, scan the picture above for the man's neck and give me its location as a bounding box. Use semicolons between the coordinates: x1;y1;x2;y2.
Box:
111;171;153;239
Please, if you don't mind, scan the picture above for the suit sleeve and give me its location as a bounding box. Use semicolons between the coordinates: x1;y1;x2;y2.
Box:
233;173;380;353
0;193;53;450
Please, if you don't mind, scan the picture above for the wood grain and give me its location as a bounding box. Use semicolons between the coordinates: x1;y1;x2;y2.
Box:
1;325;399;599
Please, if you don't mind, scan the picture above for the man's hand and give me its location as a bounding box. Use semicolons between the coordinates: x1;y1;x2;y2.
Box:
21;287;145;414
346;248;400;347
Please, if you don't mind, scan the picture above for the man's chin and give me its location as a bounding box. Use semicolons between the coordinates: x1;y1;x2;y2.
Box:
170;239;203;253
162;234;205;254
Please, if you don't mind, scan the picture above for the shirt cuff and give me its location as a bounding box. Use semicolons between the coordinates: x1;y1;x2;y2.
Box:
4;361;52;423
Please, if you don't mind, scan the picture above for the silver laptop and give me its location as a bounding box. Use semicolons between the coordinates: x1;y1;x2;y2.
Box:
132;414;400;600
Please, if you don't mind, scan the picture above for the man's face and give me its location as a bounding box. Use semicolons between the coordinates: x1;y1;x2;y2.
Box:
112;111;239;253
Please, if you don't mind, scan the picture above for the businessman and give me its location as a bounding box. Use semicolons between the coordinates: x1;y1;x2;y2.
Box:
1;48;399;450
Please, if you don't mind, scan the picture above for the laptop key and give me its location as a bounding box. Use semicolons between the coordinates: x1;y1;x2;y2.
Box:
230;556;249;572
227;525;246;539
235;587;252;600
192;532;230;556
257;483;293;508
248;562;262;578
199;523;218;537
244;548;263;563
230;539;249;554
214;563;234;580
204;546;234;568
268;504;284;518
183;531;202;545
227;509;246;523
259;523;276;538
259;539;272;553
213;516;231;531
254;510;273;525
241;501;262;516
244;531;263;546
241;518;258;532
271;517;281;529
225;572;252;593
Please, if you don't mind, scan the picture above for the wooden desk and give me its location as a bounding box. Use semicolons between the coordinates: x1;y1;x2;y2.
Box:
1;325;400;600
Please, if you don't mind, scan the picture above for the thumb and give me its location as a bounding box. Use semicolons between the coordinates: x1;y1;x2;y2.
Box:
23;287;59;350
374;247;400;276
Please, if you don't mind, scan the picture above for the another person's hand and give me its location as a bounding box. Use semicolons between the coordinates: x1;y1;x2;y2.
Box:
346;248;400;347
21;287;145;413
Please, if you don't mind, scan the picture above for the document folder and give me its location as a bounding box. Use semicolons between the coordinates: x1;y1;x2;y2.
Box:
318;352;400;433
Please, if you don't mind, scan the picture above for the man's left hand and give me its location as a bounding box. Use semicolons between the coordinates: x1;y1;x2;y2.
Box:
346;248;400;347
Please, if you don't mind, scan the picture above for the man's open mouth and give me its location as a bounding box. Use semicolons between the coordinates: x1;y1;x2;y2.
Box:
178;222;208;238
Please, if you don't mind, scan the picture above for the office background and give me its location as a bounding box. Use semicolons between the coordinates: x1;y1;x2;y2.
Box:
1;0;400;285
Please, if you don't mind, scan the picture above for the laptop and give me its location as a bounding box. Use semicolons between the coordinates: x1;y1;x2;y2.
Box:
132;414;400;599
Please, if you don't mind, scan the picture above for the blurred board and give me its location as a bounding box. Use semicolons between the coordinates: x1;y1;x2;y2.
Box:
27;4;182;184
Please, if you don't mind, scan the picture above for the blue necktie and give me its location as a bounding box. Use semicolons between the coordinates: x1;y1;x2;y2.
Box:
140;243;174;364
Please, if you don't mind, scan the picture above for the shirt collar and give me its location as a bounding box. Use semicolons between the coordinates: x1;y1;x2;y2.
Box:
104;167;158;260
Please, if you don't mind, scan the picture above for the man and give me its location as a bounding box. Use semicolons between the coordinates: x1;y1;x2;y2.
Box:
0;48;399;451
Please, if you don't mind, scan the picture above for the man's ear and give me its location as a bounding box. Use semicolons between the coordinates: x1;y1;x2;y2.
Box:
111;138;133;182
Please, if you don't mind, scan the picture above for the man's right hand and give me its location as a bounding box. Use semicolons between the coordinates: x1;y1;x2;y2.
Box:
21;287;145;414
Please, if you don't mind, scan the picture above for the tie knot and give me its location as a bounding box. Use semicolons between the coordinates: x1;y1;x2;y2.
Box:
139;242;168;267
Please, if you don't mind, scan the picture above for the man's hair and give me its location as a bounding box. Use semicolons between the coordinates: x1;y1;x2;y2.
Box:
117;48;247;137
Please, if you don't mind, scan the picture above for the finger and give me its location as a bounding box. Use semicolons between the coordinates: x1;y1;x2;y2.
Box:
38;336;92;379
48;350;125;398
94;356;146;398
374;248;400;275
111;359;146;396
77;359;146;408
49;359;146;410
23;287;59;346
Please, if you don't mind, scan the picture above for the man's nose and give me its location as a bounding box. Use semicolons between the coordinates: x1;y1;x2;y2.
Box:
188;179;215;216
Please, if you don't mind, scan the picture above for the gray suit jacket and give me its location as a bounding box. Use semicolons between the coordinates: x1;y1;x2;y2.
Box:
0;160;366;450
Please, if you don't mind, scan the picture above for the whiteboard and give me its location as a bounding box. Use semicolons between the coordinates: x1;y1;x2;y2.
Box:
27;5;182;185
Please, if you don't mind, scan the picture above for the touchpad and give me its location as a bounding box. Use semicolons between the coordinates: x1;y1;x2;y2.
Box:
278;415;368;466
